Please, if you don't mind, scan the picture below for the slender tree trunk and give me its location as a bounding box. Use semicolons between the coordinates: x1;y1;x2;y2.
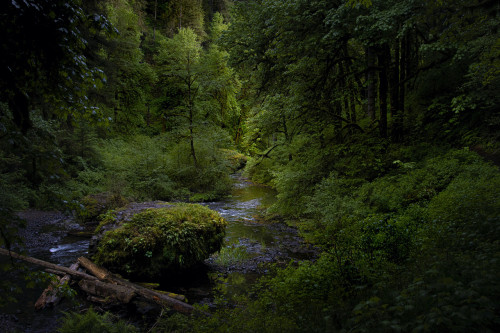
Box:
153;0;157;42
188;90;197;168
399;34;407;139
282;115;292;161
146;103;151;127
366;46;376;121
340;61;350;129
334;99;343;143
349;82;357;124
390;38;402;141
343;45;358;125
179;4;183;29
378;44;389;138
186;56;198;168
390;39;400;118
234;106;244;144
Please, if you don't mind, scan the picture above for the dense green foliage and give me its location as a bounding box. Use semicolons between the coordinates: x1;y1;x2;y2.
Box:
1;0;499;331
69;134;233;206
157;151;500;332
94;204;227;279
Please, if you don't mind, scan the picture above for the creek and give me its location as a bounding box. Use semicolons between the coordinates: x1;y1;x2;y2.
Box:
1;174;316;332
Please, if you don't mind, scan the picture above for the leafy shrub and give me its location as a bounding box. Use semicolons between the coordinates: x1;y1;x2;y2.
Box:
166;140;233;200
220;149;248;171
357;149;483;213
97;135;177;200
93;204;227;280
243;156;276;185
58;308;137;333
83;134;233;202
358;214;415;264
269;140;330;216
213;243;252;266
426;161;500;226
172;148;500;332
346;163;500;332
307;176;368;223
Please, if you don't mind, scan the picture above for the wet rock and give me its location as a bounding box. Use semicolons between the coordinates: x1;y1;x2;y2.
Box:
0;314;19;333
15;210;81;254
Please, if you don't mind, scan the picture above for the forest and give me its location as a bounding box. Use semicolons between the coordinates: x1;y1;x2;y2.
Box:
1;0;499;332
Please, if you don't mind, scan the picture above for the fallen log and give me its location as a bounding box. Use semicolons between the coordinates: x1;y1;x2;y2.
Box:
0;248;198;314
78;279;136;304
78;257;112;282
35;284;58;310
77;256;196;314
67;231;94;238
0;248;99;281
35;261;80;310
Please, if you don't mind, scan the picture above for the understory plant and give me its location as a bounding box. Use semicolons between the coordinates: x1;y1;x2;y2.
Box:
155;149;500;332
57;308;137;333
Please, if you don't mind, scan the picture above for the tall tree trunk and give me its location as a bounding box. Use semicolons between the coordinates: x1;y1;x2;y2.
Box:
349;74;357;125
153;0;157;41
390;39;400;118
179;4;183;29
378;44;390;138
390;38;402;141
334;99;343;143
366;46;376;121
188;102;197;168
342;45;357;126
187;65;198;168
339;61;349;137
332;65;343;143
340;61;351;128
282;115;292;161
399;34;407;139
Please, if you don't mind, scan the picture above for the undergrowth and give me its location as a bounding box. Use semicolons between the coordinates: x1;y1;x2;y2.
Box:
156;148;500;332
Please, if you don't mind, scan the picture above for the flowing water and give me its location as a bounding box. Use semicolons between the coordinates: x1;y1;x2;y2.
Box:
1;175;316;332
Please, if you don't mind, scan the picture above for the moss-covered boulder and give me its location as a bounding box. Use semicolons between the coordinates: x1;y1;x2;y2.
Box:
93;203;227;280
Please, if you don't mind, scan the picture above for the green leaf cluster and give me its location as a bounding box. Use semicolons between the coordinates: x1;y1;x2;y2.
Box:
164;149;500;332
57;308;137;333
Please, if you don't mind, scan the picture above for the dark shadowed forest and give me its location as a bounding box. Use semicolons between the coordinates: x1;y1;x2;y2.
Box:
1;0;499;332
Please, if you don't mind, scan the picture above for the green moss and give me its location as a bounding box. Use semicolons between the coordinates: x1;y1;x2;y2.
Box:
93;203;227;280
94;210;117;233
75;193;128;223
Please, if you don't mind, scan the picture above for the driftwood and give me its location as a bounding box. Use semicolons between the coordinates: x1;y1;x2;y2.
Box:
35;261;80;310
67;231;94;238
77;256;195;314
0;248;197;314
78;257;112;281
78;279;136;303
0;248;100;281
